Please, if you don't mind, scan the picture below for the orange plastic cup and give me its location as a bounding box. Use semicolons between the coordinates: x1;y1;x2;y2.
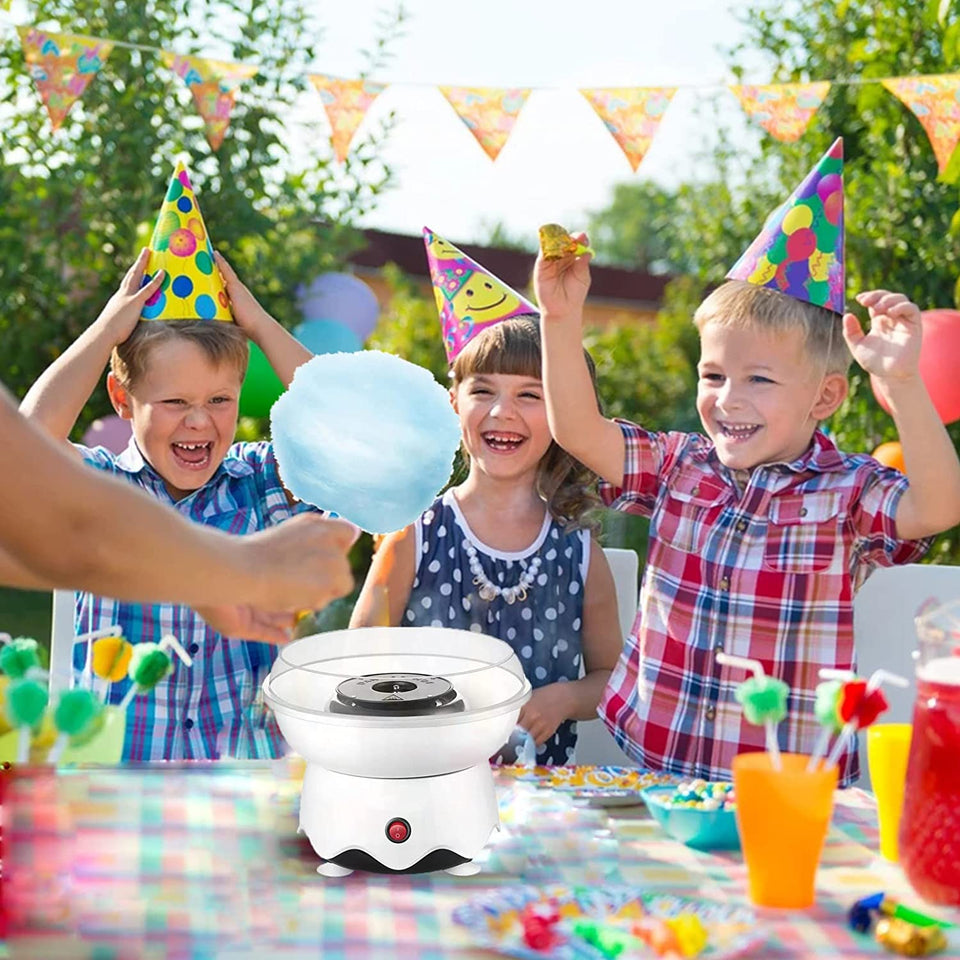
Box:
866;723;912;862
732;751;838;909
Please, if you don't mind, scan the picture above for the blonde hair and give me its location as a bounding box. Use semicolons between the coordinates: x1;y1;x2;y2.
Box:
451;316;602;530
694;280;851;375
110;321;249;389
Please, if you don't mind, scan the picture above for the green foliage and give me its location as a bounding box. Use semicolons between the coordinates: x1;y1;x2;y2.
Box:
0;0;400;436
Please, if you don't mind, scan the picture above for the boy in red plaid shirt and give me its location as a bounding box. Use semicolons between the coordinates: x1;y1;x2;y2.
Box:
534;140;960;784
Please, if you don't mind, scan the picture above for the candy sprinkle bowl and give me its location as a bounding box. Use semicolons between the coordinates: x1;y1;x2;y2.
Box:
641;784;741;851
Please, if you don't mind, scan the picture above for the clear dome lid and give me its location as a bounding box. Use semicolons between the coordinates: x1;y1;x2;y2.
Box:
263;626;531;727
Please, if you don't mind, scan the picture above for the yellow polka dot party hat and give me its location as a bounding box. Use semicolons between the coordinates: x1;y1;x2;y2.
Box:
139;159;233;322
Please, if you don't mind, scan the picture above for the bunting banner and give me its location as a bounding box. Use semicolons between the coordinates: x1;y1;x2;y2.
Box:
438;86;531;161
882;74;960;174
17;27;114;131
731;81;831;143
308;74;386;163
161;52;257;151
580;87;677;171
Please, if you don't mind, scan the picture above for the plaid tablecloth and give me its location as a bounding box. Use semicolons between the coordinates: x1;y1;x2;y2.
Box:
1;760;957;958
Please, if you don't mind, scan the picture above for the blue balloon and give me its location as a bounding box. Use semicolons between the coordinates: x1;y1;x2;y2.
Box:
293;318;362;355
296;273;380;340
271;351;461;534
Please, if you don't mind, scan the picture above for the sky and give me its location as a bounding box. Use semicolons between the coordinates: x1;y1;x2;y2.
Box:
297;0;762;246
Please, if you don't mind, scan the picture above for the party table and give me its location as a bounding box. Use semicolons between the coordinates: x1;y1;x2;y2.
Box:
1;760;957;958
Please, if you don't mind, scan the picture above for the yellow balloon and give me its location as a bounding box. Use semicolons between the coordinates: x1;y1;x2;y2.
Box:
782;205;814;235
809;250;832;282
749;256;777;284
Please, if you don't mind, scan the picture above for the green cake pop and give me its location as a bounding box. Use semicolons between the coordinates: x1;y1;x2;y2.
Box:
717;652;789;770
48;689;105;763
6;677;49;764
814;679;844;731
117;635;193;712
734;675;790;724
0;637;41;679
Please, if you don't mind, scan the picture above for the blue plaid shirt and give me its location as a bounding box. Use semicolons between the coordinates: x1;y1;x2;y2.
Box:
74;439;311;761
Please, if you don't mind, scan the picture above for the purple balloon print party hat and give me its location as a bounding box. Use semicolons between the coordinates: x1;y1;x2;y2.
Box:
139;160;233;322
726;137;844;314
423;227;538;363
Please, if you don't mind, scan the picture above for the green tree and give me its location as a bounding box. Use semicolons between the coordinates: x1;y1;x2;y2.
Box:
0;0;401;435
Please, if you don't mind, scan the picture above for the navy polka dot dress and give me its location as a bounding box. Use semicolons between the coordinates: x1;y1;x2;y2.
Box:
404;489;591;764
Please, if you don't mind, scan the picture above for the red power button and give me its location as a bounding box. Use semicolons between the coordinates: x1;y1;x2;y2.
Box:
386;818;410;843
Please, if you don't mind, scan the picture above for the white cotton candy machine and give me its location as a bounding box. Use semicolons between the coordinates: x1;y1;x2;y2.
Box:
262;626;531;876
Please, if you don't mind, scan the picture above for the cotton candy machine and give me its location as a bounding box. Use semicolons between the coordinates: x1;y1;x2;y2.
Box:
262;626;531;876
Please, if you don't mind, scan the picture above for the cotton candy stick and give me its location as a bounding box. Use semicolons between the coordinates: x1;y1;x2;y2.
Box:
823;669;908;769
716;652;788;770
807;668;856;771
117;635;193;711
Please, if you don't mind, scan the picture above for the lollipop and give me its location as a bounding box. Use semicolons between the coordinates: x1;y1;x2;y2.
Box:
91;635;133;683
716;652;788;770
47;688;105;763
5;675;49;763
0;636;41;679
117;635;193;711
538;223;594;261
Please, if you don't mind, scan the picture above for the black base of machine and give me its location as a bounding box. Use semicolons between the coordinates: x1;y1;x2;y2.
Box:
327;848;469;874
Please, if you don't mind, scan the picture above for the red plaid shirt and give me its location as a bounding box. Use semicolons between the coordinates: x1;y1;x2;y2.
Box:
600;423;930;786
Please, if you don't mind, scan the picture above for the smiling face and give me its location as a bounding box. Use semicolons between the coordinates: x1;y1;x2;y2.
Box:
450;269;521;322
427;235;462;260
696;319;847;470
451;372;553;484
107;338;243;500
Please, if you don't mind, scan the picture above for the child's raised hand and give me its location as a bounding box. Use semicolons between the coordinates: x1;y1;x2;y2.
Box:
96;248;164;343
214;251;271;338
533;231;592;322
843;290;923;382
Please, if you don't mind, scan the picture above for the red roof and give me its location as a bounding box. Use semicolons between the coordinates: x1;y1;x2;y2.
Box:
349;228;668;308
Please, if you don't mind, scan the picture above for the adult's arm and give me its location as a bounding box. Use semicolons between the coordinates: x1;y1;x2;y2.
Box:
0;386;355;611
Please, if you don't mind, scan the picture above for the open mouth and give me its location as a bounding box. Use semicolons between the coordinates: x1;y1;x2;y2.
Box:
718;422;761;442
482;431;525;453
171;441;213;470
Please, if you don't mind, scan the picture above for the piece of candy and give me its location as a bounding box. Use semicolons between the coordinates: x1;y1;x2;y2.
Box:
91;635;133;682
572;919;636;959
814;680;844;731
875;916;948;956
128;644;174;689
0;637;41;679
734;676;789;724
538;223;594;261
665;913;709;957
520;901;560;952
6;679;48;728
53;689;103;738
630;917;681;957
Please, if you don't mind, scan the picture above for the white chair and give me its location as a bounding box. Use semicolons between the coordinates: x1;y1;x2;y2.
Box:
573;546;642;767
49;588;76;696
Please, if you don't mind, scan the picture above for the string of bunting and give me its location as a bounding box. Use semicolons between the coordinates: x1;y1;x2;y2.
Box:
9;23;960;177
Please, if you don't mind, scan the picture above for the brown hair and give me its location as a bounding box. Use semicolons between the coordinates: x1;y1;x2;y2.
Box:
110;321;249;389
693;280;851;375
450;316;603;530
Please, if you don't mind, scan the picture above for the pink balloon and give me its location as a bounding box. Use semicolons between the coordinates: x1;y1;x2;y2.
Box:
82;415;133;454
870;309;960;425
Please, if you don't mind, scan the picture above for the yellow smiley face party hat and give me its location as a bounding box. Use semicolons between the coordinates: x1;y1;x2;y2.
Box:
139;159;233;322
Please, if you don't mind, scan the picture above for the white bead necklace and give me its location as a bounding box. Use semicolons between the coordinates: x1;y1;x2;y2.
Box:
462;539;542;604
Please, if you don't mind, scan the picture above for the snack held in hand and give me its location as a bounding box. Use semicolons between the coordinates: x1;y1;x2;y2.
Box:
538;223;594;261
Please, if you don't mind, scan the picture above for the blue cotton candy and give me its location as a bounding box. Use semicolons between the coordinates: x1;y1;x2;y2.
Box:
271;351;461;534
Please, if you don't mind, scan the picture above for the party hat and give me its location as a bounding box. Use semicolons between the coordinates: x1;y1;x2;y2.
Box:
423;227;538;363
726;137;844;314
139;159;233;322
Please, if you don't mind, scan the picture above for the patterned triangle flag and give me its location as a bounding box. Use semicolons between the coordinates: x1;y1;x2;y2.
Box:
580;87;676;172
17;27;114;131
731;82;831;142
438;86;530;161
161;52;257;151
882;74;960;173
308;75;386;163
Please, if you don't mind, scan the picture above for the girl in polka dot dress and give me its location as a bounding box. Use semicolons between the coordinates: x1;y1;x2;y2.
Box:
351;317;621;765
